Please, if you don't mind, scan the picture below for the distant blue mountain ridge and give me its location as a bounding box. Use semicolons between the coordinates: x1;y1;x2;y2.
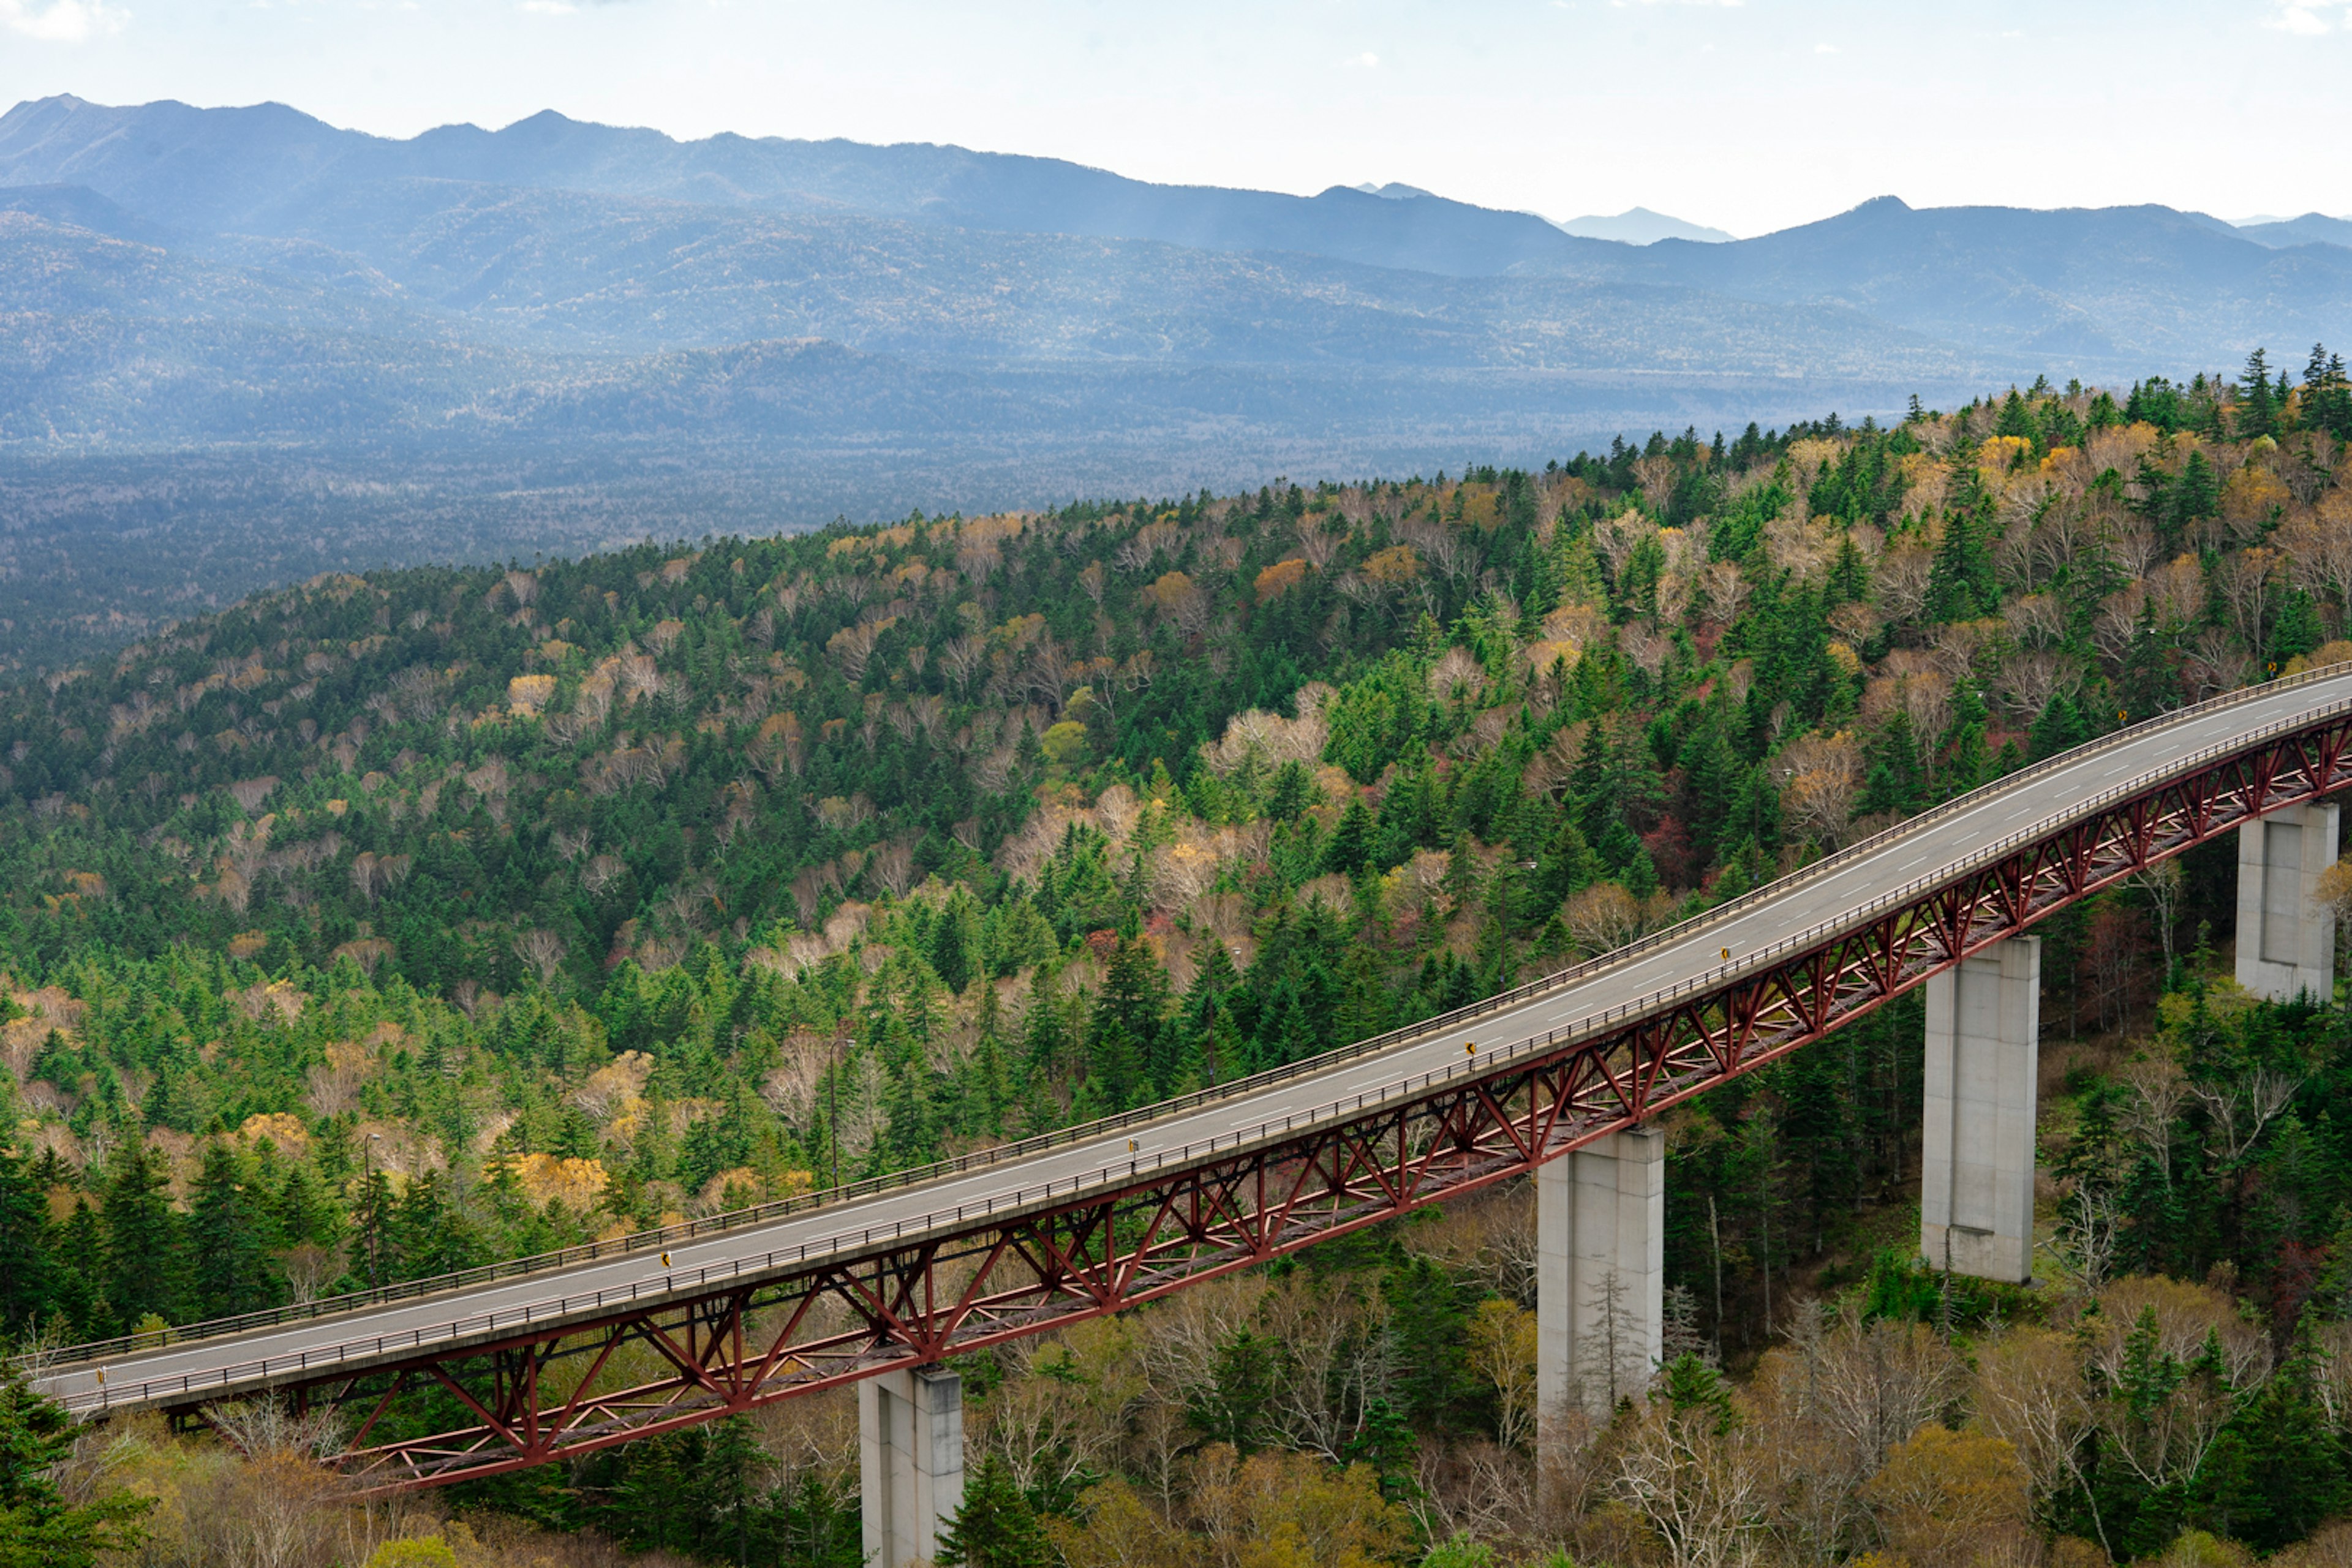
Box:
2234;214;2352;251
2;93;2350;454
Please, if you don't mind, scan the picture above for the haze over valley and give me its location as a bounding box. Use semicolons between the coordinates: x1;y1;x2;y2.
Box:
4;94;2351;663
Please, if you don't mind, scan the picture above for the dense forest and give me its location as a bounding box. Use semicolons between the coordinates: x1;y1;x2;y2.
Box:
7;349;2352;1567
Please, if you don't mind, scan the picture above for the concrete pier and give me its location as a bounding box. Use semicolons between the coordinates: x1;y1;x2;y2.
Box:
1536;1126;1664;1431
1920;937;2040;1284
2236;803;2340;1003
859;1366;963;1568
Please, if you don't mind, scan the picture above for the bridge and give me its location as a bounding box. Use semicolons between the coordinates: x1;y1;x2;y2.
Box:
33;668;2352;1566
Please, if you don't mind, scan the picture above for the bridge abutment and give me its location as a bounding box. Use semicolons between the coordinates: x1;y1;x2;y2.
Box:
2236;803;2339;1003
859;1366;964;1568
1536;1126;1664;1431
1920;936;2039;1284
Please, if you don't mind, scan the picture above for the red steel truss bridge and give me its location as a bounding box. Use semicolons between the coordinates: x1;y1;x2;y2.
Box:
34;667;2352;1488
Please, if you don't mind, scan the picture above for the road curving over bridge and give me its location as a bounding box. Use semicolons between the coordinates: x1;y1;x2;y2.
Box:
31;666;2352;1521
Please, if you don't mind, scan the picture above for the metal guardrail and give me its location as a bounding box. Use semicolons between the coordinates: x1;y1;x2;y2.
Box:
41;665;2352;1378
56;674;2352;1417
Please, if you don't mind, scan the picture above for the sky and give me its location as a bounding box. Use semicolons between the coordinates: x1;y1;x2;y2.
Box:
0;0;2346;238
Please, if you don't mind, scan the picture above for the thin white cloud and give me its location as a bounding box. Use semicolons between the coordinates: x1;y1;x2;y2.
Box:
2266;0;2345;31
1343;50;1378;67
0;0;125;41
1814;40;1838;52
521;0;576;12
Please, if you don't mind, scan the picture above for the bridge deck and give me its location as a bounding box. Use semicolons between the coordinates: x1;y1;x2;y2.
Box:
39;669;2352;1417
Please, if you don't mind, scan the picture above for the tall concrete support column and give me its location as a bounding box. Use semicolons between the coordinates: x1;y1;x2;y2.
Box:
1536;1126;1664;1433
2237;803;2340;1003
1920;937;2040;1284
860;1366;963;1568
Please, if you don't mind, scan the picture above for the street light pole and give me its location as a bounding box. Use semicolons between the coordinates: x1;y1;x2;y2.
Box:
364;1132;384;1289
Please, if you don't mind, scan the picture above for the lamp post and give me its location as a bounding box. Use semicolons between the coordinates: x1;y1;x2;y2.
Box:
364;1132;384;1289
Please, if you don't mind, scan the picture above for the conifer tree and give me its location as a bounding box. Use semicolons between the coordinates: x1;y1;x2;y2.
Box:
700;1414;764;1567
1322;797;1375;875
936;1454;1052;1568
2029;692;2089;763
189;1141;276;1322
1855;712;1926;818
2236;348;2279;442
0;1366;152;1566
2174;450;2221;537
1091;935;1168;1099
100;1142;190;1332
0;1147;52;1335
1925;480;1997;622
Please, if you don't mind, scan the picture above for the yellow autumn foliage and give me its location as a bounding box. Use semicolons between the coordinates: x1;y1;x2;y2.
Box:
506;674;557;716
236;1112;312;1152
502;1153;610;1212
1254;559;1310;601
2223;466;2291;531
1977;434;2035;472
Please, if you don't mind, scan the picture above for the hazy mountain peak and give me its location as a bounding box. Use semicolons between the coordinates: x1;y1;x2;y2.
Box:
1552;206;1735;246
2230;212;2352;251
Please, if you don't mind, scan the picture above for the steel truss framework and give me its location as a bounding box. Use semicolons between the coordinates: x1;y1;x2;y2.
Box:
189;715;2352;1487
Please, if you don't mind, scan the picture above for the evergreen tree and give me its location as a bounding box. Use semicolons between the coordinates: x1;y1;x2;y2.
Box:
2192;1330;2347;1548
391;1170;486;1282
2120;601;2184;718
871;1062;943;1174
1322;797;1376;875
1924;481;1997;622
2173;450;2222;538
100;1142;190;1331
2302;344;2352;440
2029;691;2089;763
1264;759;1316;821
929;889;987;994
0;1147;51;1335
772;1473;863;1568
51;1203;104;1340
1091;935;1169;1099
935;1453;1053;1568
701;1414;764;1567
2235;348;2279;442
356;1163;396;1289
1656;1352;1738;1434
189;1141;277;1322
1854;712;1926;819
0;1365;151;1567
2271;591;2322;667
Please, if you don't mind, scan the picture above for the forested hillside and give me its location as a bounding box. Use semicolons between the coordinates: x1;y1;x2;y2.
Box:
9;353;2352;1567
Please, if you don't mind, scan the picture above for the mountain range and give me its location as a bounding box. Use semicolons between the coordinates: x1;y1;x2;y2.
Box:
6;95;2350;400
2;92;2351;666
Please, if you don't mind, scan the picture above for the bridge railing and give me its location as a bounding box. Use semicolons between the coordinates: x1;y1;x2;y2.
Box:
53;677;2352;1416
38;664;2352;1374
